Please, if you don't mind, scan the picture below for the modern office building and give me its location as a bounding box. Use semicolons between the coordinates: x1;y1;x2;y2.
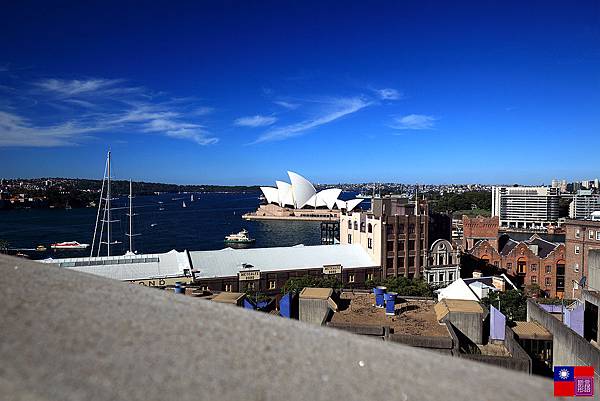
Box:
569;189;600;220
491;186;561;229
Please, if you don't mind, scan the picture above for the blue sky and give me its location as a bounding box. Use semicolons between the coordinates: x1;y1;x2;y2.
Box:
1;1;599;185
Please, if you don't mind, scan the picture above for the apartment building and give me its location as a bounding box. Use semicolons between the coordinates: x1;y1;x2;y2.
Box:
491;186;560;229
564;219;600;298
569;189;600;220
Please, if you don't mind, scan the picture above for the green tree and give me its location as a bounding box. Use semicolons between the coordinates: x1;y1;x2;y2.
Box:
482;289;527;323
364;276;434;297
281;275;342;294
0;239;9;254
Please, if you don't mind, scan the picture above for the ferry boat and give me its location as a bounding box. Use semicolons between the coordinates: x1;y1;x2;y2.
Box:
224;229;255;244
50;241;90;250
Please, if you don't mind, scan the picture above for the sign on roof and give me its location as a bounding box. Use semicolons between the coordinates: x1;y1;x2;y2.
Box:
238;270;260;281
323;264;342;275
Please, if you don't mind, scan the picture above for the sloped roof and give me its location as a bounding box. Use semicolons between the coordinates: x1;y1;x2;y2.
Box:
434;299;484;321
525;235;559;258
190;244;377;279
499;238;519;255
39;250;191;281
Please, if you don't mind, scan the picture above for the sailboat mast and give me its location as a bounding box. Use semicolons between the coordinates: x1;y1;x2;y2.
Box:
107;151;112;257
129;180;133;253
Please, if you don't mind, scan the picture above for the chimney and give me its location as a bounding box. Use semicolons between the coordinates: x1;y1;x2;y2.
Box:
492;276;506;292
472;271;482;278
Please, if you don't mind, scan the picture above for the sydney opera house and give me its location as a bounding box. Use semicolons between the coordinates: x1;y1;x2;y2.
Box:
243;171;363;221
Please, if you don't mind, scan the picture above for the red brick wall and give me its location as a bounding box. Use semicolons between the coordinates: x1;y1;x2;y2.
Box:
564;220;600;298
463;216;499;251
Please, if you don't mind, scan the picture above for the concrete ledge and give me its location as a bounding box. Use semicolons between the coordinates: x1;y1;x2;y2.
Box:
327;322;387;336
0;255;552;401
389;333;454;349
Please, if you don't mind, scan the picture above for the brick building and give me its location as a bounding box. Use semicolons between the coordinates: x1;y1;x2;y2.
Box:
564;219;600;298
463;215;500;250
469;236;565;298
341;197;451;279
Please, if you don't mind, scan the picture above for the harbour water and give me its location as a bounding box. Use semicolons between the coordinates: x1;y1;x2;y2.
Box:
0;191;364;260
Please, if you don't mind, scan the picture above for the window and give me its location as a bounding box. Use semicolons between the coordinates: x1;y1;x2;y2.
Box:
348;234;352;244
201;285;209;291
438;273;445;282
575;229;581;238
367;273;373;281
494;261;499;267
590;230;595;240
348;274;355;283
353;221;358;230
269;280;276;290
224;284;232;292
429;274;434;282
449;272;454;281
545;265;551;274
360;222;366;232
597;231;600;241
348;220;352;229
409;224;415;234
531;276;537;284
507;262;512;269
530;264;537;272
368;238;373;249
517;258;527;274
247;282;255;291
575;246;580;255
545;277;551;287
574;263;579;272
368;223;373;233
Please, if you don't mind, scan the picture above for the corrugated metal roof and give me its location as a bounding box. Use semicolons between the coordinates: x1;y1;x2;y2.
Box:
38;250;191;281
189;244;376;279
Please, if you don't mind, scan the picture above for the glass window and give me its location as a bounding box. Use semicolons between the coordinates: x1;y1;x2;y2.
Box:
574;263;579;272
353;221;358;230
368;223;373;233
348;234;352;244
348;274;355;283
368;238;372;249
367;273;373;281
348;220;352;229
545;265;551;273
449;272;454;281
597;231;600;241
575;229;580;238
545;277;551;287
590;230;595;240
269;280;276;290
224;284;232;292
530;264;537;272
531;276;537;284
575;246;580;255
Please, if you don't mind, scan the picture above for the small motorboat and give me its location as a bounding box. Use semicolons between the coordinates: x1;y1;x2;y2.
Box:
224;229;256;244
150;223;158;227
50;241;89;250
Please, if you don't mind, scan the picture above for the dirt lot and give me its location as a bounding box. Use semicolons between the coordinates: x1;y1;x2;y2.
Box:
330;292;449;337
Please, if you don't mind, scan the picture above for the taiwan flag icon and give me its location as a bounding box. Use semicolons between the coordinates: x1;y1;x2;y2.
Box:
554;366;595;397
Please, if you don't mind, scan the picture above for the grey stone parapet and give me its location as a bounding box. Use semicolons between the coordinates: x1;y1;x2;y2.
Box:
0;255;552;401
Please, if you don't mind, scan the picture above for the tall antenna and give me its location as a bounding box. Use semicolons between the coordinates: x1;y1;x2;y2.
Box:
125;179;140;253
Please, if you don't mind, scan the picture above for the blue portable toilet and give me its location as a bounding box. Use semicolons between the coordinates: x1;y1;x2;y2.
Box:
174;282;185;294
373;286;387;308
243;298;256;310
280;292;293;318
384;292;397;316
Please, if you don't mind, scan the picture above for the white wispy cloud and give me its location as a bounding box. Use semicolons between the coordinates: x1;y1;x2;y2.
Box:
273;100;300;110
391;114;437;130
375;88;402;100
0;111;103;147
35;78;126;96
234;115;277;127
253;97;371;143
194;106;215;116
0;78;218;147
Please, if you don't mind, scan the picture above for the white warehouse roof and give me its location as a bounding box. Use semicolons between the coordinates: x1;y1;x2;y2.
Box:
39;250;192;281
189;244;377;279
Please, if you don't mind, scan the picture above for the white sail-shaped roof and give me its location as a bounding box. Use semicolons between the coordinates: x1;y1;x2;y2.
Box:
335;199;347;209
345;199;364;211
288;171;316;209
316;188;342;209
260;186;280;205
276;181;294;207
